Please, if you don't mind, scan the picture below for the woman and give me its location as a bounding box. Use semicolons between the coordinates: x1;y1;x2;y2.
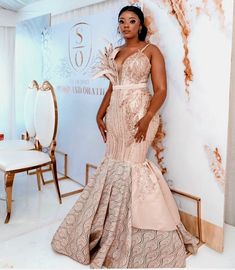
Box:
51;5;199;268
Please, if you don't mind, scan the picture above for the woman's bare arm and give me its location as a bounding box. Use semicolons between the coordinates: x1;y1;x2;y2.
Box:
134;45;167;142
146;45;167;119
96;82;113;142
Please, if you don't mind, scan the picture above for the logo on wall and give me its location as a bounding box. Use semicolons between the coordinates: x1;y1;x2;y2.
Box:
69;22;92;74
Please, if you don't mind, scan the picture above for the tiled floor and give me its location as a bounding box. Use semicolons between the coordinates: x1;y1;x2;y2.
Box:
0;172;235;269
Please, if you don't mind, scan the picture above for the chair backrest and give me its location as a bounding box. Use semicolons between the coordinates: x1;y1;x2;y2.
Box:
34;81;58;148
24;80;39;138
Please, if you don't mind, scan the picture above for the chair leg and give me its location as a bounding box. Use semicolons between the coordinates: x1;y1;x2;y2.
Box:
36;169;41;191
51;161;62;204
40;168;45;185
4;172;15;223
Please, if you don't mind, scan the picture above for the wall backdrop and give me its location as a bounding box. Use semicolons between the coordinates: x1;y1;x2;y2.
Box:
141;0;233;252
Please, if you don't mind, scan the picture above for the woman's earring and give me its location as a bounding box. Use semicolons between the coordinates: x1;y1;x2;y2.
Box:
139;28;142;34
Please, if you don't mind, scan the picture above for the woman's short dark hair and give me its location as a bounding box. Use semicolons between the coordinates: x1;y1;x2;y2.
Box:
118;5;148;41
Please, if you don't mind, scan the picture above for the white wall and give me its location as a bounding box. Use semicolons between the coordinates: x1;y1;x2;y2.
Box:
225;2;235;226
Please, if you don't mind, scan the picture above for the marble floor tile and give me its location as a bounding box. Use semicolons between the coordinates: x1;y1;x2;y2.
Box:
0;221;88;269
186;223;235;268
0;171;82;241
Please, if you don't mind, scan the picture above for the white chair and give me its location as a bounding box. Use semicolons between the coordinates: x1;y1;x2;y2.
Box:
0;81;62;223
0;80;39;151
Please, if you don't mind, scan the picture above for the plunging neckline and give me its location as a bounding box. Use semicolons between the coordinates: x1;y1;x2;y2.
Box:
113;45;151;82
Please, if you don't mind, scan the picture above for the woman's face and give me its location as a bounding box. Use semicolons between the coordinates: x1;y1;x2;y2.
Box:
118;11;141;39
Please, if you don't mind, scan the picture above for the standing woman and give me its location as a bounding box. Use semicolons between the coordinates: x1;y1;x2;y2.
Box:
52;5;199;268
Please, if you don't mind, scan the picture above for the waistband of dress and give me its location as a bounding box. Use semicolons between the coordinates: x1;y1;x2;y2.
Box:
113;83;147;90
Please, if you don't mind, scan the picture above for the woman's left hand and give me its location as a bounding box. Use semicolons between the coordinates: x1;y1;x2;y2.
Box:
134;115;151;143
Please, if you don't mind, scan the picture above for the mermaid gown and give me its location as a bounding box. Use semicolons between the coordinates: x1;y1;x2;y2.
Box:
51;43;199;268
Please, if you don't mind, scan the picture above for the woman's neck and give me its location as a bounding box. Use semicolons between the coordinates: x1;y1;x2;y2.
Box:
124;37;142;48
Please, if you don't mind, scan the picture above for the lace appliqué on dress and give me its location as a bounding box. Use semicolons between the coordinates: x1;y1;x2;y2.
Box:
132;161;159;201
122;90;151;146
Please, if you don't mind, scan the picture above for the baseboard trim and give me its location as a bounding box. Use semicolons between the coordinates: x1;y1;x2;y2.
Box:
179;210;224;252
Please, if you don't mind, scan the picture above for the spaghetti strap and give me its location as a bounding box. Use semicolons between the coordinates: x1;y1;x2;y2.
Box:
140;43;150;52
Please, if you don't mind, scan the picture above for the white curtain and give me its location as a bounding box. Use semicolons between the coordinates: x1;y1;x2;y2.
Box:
0;27;16;139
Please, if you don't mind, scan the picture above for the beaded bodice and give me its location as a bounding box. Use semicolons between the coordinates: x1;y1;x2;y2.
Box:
94;43;151;85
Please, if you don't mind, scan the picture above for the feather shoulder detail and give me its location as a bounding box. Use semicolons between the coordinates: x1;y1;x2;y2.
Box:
92;43;118;84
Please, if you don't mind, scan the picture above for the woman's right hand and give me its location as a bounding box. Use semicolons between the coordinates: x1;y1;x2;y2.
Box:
97;117;107;143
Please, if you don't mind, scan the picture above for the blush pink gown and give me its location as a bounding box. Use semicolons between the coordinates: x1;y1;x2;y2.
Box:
51;43;199;268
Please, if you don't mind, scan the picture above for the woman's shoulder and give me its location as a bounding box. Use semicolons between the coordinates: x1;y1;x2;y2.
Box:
146;43;161;52
114;45;124;51
146;43;164;58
